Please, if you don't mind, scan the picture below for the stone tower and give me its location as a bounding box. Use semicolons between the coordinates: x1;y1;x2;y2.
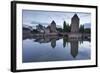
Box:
70;14;79;33
50;20;57;32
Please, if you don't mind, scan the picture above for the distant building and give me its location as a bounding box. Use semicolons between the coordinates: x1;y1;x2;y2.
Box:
50;20;57;32
36;24;44;33
44;27;50;34
70;14;80;33
36;21;57;34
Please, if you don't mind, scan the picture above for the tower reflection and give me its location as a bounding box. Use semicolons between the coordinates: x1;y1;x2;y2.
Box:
51;38;56;48
70;40;78;58
63;36;79;58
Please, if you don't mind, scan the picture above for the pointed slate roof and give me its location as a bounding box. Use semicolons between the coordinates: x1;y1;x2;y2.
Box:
72;14;79;19
51;20;56;24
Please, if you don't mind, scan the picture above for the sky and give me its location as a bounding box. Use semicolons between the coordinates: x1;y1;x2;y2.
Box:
22;10;91;28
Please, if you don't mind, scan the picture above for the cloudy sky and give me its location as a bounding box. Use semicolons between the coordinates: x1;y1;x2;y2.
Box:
22;10;91;28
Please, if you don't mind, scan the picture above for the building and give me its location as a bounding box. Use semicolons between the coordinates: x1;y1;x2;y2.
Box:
44;27;50;34
36;24;44;33
70;14;80;33
36;20;57;34
50;20;57;32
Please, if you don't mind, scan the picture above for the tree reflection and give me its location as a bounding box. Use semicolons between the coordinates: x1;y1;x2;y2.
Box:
63;36;68;48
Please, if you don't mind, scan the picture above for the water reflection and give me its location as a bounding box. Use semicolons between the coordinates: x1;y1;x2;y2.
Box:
23;34;91;63
70;41;78;58
51;38;56;48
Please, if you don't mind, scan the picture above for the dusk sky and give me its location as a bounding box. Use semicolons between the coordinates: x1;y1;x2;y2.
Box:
22;10;91;28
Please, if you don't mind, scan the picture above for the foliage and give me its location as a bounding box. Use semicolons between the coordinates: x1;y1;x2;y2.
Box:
79;25;84;33
56;28;63;32
84;28;91;33
63;21;70;32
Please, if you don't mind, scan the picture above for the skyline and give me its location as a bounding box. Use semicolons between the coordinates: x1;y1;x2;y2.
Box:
22;10;91;28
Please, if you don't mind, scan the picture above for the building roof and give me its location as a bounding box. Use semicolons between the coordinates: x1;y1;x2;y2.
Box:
51;20;56;24
72;14;79;19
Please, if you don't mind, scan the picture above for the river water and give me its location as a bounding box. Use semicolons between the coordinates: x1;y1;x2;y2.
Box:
22;36;91;63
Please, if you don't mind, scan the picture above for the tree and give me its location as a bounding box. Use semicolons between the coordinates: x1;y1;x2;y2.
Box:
79;25;84;33
63;21;67;32
56;28;63;32
63;21;70;32
66;24;70;32
84;28;91;33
